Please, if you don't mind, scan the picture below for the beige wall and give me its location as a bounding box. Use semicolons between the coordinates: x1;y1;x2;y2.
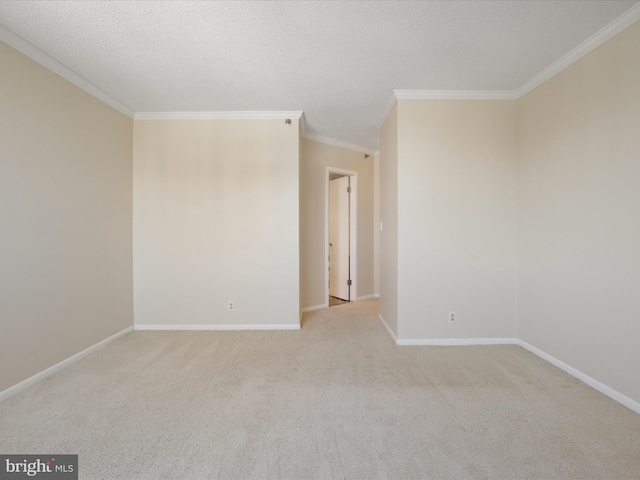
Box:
397;100;518;339
517;20;640;403
133;119;300;327
299;129;304;312
379;104;399;335
299;138;374;310
0;41;133;393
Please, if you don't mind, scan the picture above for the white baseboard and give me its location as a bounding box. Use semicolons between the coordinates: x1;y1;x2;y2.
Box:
376;317;517;347
516;340;640;415
0;325;134;403
300;303;328;321
374;293;380;298
397;337;518;346
356;294;377;301
301;304;328;313
378;313;398;343
135;324;300;331
365;313;640;414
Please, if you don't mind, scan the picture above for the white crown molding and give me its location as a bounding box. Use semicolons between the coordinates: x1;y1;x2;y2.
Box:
394;89;517;101
134;324;300;331
300;112;307;136
134;111;303;120
376;4;640;120
303;132;377;156
5;2;639;150
0;326;134;403
515;2;640;98
136;110;379;156
0;25;135;118
376;93;398;129
375;89;515;129
137;110;380;155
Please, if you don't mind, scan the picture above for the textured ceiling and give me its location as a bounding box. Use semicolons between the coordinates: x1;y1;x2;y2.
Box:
0;0;638;151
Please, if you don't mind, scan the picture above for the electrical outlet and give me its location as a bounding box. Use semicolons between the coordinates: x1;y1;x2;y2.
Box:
448;311;456;323
228;301;235;312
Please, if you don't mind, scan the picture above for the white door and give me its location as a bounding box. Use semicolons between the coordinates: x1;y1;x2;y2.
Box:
329;176;350;301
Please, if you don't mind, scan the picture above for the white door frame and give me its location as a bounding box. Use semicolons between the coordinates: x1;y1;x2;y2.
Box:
325;166;357;304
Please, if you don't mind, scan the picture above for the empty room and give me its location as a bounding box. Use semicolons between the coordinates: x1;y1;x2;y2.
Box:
1;1;639;479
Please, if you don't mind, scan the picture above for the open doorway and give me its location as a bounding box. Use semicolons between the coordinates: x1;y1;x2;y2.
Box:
326;167;357;307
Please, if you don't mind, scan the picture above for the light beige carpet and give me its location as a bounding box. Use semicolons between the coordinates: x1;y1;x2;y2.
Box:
1;300;639;479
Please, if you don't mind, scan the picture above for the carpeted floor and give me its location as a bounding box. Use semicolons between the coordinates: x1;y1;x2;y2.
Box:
1;300;640;479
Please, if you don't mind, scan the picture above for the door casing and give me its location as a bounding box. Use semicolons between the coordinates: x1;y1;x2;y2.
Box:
329;175;350;300
325;166;357;305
